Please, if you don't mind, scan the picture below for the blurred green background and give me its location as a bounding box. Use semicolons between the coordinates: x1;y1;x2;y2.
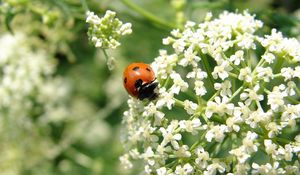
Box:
0;0;299;174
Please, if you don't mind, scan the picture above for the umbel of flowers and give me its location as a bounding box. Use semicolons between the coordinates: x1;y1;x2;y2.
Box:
120;11;300;175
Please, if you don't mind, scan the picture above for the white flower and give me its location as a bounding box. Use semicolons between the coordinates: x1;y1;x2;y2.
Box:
262;52;276;64
179;45;201;67
183;100;198;115
212;60;233;80
143;102;165;125
205;124;229;142
152;50;178;79
175;163;194;175
226;116;242;132
238;67;253;83
187;68;207;96
245;109;272;128
229;147;250;163
240;85;264;106
174;145;191;157
264;140;278;159
256;66;273;82
281;104;300;127
267;84;287;112
265;122;282;138
280;67;293;81
242;131;259;153
119;154;133;169
229;50;244;65
195;147;210;169
252;162;285;175
204;160;226;175
157;167;168;175
214;80;232;97
86;10;132;49
205;96;234;118
160;121;182;149
179;118;201;134
156;87;175;110
170;72;188;94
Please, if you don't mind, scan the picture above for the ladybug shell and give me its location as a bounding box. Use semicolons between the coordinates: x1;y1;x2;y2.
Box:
123;63;156;98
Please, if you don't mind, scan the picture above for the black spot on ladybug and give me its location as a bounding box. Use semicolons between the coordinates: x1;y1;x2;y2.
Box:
134;79;143;88
132;66;140;71
146;68;151;72
124;77;127;84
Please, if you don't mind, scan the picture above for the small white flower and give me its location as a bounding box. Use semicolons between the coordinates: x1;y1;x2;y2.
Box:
205;96;234;118
242;131;259;153
205;124;229;142
160;121;182;149
212;60;233;80
280;67;294;81
238;67;253;83
214;80;232;97
204;160;226;175
195;147;210;169
262;52;276;64
264;140;278;159
174;145;191;157
252;162;285;175
229;50;244;65
256;66;273;82
157;167;168;175
175;163;194;175
156;87;175;110
183;100;198;115
86;10;132;49
179;45;201;67
179;118;201;134
143;102;165;125
240;85;263;106
267;84;287;112
229;147;250;163
170;72;188;94
120;154;133;169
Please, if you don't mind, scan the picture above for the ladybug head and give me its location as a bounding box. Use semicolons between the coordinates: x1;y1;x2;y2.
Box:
135;80;159;100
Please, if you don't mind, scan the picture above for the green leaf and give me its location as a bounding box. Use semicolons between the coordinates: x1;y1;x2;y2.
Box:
5;8;15;34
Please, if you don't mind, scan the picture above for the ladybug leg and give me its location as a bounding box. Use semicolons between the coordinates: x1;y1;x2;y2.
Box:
138;82;159;100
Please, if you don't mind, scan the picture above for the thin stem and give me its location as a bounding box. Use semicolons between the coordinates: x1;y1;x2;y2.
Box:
273;57;284;73
174;98;185;108
294;86;300;97
121;0;178;30
228;84;245;102
208;90;220;102
102;49;110;61
80;0;89;12
201;54;215;93
228;72;238;78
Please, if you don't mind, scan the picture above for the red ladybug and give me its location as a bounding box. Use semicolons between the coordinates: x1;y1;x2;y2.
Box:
123;62;158;100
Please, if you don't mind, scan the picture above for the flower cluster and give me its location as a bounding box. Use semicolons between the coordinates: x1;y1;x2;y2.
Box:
121;11;300;174
86;10;132;49
0;32;111;174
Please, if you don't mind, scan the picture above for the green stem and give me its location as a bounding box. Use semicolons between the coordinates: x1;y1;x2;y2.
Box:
294;86;300;97
80;0;89;12
121;0;178;30
174;98;185;108
228;72;238;78
228;84;245;102
201;54;215;93
102;49;109;61
273;57;284;74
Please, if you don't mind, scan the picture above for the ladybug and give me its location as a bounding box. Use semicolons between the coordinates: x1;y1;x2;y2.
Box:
123;62;158;100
